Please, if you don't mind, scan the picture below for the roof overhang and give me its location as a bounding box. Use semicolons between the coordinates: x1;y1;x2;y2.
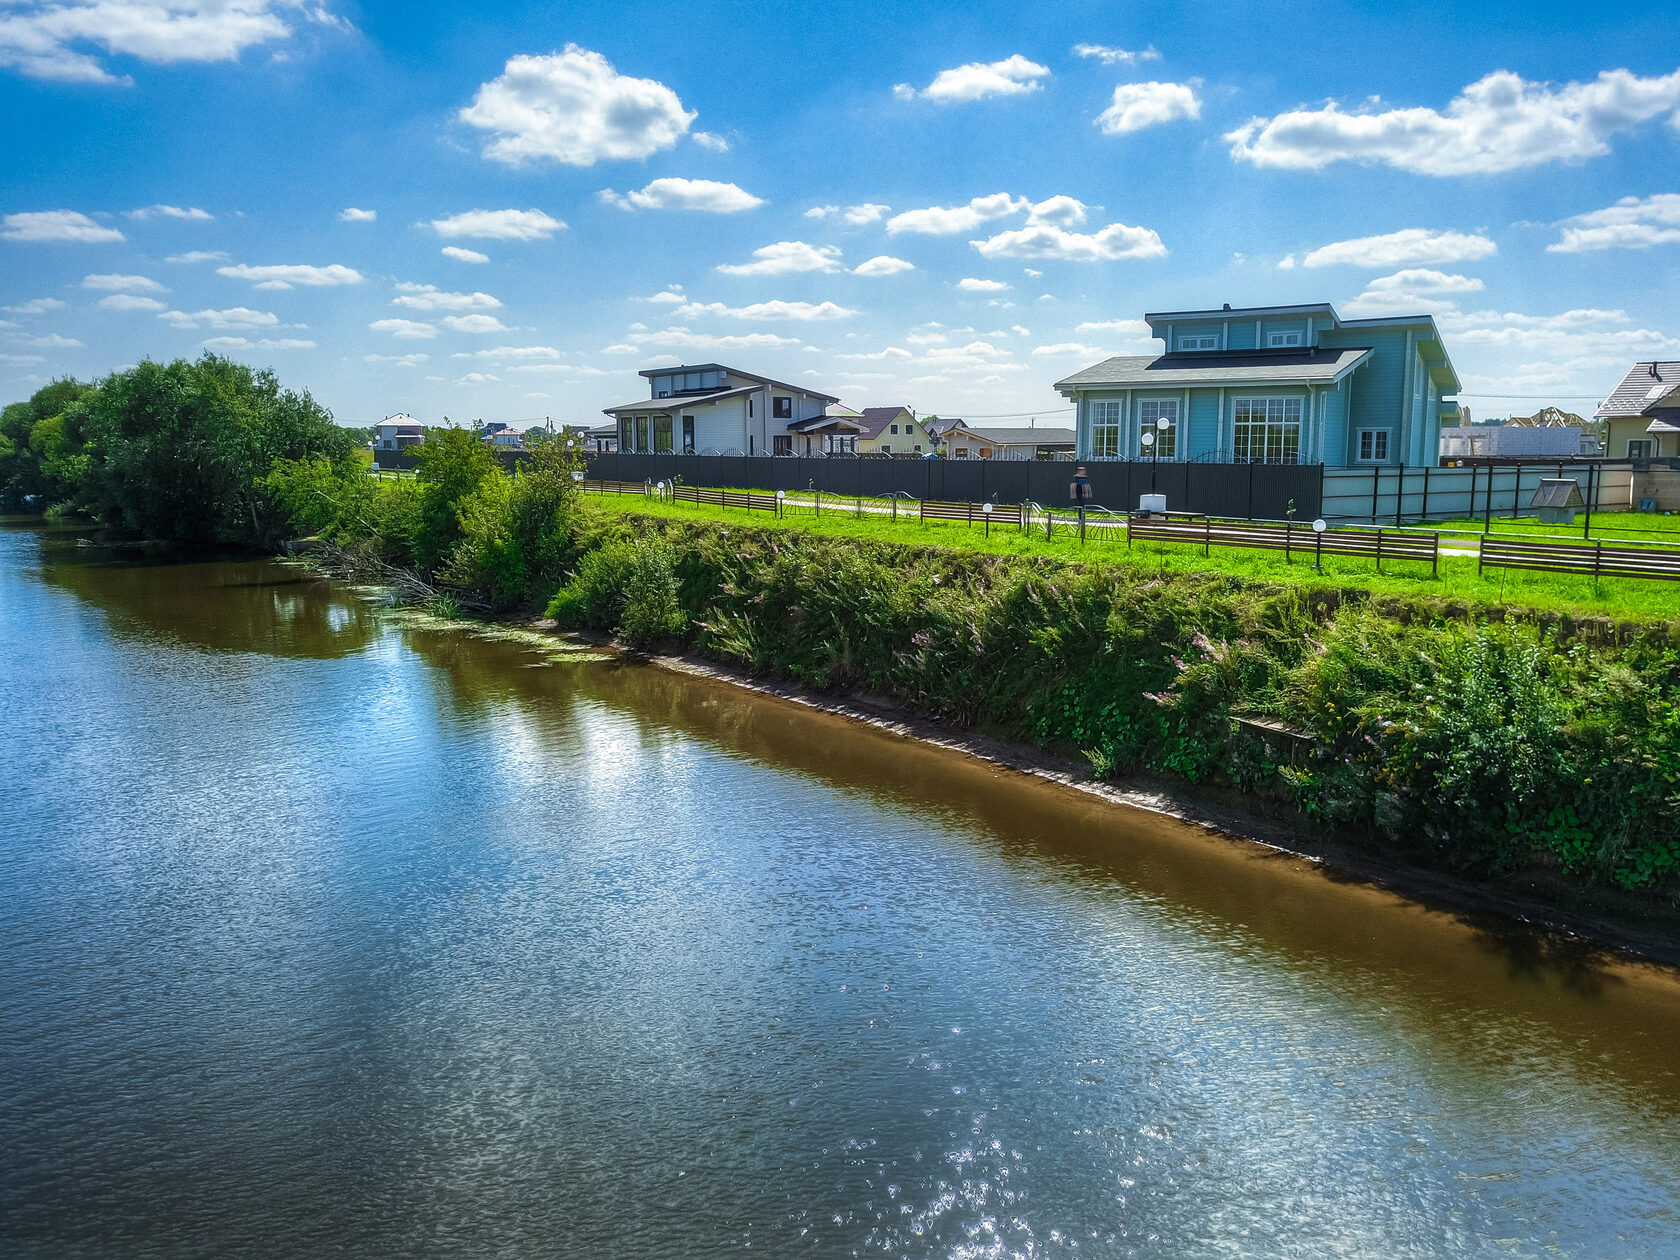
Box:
788;416;864;434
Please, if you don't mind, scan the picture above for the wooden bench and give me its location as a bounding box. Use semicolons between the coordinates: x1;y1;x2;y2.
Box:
1479;535;1680;581
920;500;1024;527
1128;517;1438;574
672;485;781;514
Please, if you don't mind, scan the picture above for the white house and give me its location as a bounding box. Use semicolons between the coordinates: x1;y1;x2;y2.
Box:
373;414;423;452
1439;425;1589;460
602;363;858;455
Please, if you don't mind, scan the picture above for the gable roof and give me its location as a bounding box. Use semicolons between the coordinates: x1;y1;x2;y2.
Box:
635;362;839;403
961;426;1076;446
853;405;915;438
1597;362;1680;418
601;384;762;415
1056;347;1371;393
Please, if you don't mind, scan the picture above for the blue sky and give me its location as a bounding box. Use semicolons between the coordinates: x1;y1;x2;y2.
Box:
3;0;1678;430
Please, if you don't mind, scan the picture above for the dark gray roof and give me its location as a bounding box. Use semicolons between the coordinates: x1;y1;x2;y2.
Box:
1597;362;1680;418
787;414;864;434
1146;302;1336;324
853;405;914;439
1056;347;1371;392
601;385;760;415
1530;479;1586;509
634;362;839;403
962;426;1076;446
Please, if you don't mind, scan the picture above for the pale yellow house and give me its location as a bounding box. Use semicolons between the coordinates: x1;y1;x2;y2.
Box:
1597;361;1680;459
854;405;934;455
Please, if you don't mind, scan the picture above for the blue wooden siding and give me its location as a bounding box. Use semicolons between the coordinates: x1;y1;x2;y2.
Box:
1228;322;1257;351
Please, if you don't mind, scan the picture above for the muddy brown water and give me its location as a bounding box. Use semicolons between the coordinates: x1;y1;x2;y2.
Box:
3;520;1679;1258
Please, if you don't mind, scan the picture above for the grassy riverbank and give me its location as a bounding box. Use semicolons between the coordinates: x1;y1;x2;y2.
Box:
544;507;1680;908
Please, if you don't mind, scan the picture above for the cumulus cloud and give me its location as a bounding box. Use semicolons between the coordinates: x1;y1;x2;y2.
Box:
455;345;560;361
616;327;806;352
1031;342;1106;357
369;318;438;340
364;353;429;367
441;246;489;264
1095;80;1201;134
2;297;67;315
1226;66;1680;175
809;202;891;224
692;130;729;152
852;255;915;276
957;277;1011;292
440;313;509;334
1549;193;1680;252
1024;195;1088;227
1072;43;1160;66
0;0;344;86
391;283;501;312
458;46;696;166
164;249;228;263
159;306;280;329
97;294;167;311
1;210;124;243
454;373;499;384
715;240;842;276
971;221;1166;262
887;193;1030;236
599;178;764;213
1290;227;1498;269
202;336;315;350
1342;269;1486;316
217;262;363;289
339;207;377;222
642;288;686;303
429;208;565;241
895;54;1050;104
673;299;857;321
1077;318;1153;336
13;332;82;348
126;204;211;220
82;273;166;292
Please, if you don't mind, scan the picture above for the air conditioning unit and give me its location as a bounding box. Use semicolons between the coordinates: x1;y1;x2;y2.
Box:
657;391;670;398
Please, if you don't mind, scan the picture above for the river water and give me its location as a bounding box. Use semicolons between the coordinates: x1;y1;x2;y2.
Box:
3;521;1680;1258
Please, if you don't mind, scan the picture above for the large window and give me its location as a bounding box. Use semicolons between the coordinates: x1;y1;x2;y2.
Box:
772;395;793;419
682;415;695;453
1628;438;1655;460
772;434;792;455
1232;397;1302;464
651;370;723;396
1357;428;1390;462
1090;399;1121;457
1138;399;1177;458
653;414;673;453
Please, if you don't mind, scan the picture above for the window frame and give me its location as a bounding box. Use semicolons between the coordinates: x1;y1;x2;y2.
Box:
1177;334;1219;351
1627;437;1656;460
1089;399;1121;458
1137;398;1178;460
1231;396;1302;465
1267;331;1303;348
772;434;792;456
1356;428;1391;463
772;395;793;419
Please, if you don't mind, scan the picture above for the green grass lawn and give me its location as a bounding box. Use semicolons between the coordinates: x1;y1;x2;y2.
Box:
588;490;1680;622
1422;511;1680;543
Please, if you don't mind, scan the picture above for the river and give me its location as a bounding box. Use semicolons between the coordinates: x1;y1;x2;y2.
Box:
3;521;1680;1258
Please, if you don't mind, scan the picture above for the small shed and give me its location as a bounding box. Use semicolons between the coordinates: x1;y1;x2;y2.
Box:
1531;478;1585;524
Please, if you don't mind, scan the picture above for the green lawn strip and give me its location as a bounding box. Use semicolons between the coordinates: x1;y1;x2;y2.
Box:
590;492;1680;623
1423;513;1680;544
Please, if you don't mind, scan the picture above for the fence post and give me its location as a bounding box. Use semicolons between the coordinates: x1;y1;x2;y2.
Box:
1421;463;1430;522
1594;539;1603;582
1395;465;1405;528
1375;527;1384;573
1582;463;1595;539
815;487;821;517
1483;467;1493;533
1284;520;1292;563
1204;515;1211;557
1371;464;1380;522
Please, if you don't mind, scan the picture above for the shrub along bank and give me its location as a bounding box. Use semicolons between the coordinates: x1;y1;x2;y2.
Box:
548;512;1680;905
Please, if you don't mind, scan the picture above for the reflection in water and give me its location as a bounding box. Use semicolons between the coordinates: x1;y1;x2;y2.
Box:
4;521;1680;1258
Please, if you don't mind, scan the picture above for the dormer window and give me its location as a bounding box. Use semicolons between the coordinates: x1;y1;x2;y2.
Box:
1267;332;1303;348
1177;335;1219;351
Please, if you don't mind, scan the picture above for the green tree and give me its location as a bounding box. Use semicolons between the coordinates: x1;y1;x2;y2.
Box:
411;426;498;575
0;377;99;509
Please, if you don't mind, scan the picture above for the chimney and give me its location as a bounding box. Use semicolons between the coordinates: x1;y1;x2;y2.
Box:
1222;303;1232;311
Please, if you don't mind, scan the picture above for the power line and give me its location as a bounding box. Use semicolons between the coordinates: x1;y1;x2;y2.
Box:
1454;393;1602;400
936;406;1076;419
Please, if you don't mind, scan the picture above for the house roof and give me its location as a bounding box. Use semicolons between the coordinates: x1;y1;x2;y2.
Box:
601;384;761;415
924;417;967;434
378;413;421;430
634;362;840;404
1056;347;1372;393
1146;302;1338;324
1531;479;1585;509
959;426;1076;446
1596;361;1680;418
787;414;864;434
853;405;914;438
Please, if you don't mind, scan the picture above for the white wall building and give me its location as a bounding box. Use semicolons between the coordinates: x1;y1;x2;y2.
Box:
602;364;857;456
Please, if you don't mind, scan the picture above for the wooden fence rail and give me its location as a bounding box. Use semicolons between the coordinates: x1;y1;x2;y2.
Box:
582;478;650;495
672;485;781;514
920;499;1024;528
1128;516;1438;574
1478;536;1680;582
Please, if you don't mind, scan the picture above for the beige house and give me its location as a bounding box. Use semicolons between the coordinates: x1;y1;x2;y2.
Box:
854;406;933;455
941;422;1077;460
1597;361;1680;459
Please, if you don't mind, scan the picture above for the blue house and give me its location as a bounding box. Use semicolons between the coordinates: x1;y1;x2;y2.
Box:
1055;302;1461;467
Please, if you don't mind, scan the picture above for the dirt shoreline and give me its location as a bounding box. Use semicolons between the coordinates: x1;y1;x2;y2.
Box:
533;619;1680;973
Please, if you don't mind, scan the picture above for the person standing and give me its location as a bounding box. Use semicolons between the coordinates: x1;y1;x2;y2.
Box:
1069;464;1093;532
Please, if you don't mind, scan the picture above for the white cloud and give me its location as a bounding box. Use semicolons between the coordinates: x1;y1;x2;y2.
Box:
2;297;67;315
458;46;696;166
1226;66;1680;175
623;326;804;351
164;249;228;263
674;299;857;321
126;204;211;220
440;313;509;334
203;335;314;350
692;130;729;152
1342;269;1485;316
1072;43;1160;66
217;262;363;288
364;353;429;367
1296;227;1498;269
455;373;500;384
14;332;83;348
0;353;44;363
957;277;1011;292
835;346;913;361
1077;318;1153;336
391;283;501;312
643;288;686;303
456;345;560;361
1;210;124;243
160;306;279;330
1031;342;1106;357
716;240;842;275
896;54;1050;104
339;207;377;223
0;1;341;85
429;208;565;241
852;255;915;276
971;221;1166;262
369;318;438;340
599;177;764;213
1548;193;1680;252
98;293;167;311
842;202;890;224
887;193;1030;236
440;246;489;264
82;272;166;292
1096;80;1201;135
